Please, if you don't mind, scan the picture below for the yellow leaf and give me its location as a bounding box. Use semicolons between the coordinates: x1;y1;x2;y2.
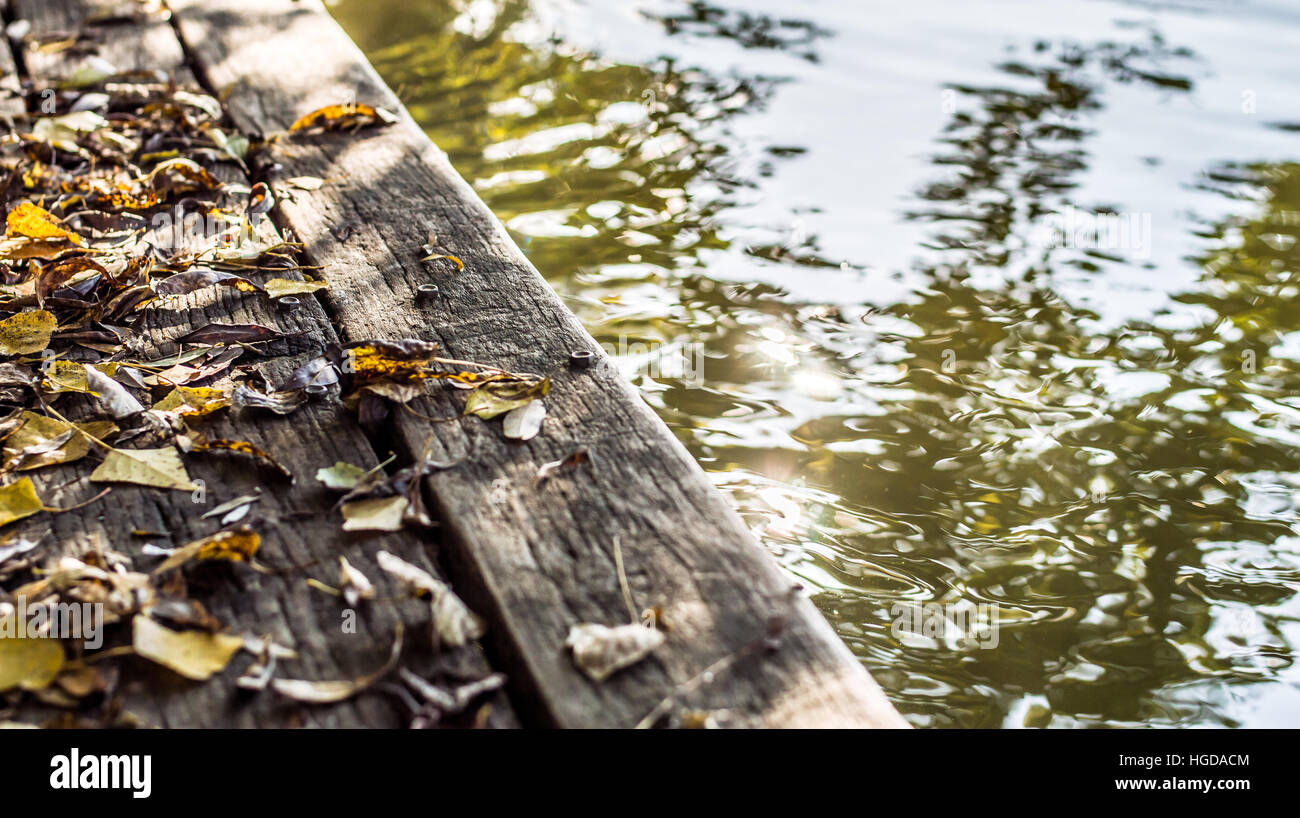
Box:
153;386;231;418
0;310;57;355
154;526;261;573
288;103;396;132
5;202;83;245
464;377;550;419
41;360;89;393
2;411;116;471
0;477;43;527
90;447;197;491
263;278;327;298
0;634;64;692
132;615;243;681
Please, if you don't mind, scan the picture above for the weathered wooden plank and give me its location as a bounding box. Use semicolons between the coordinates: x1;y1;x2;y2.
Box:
5;0;515;728
169;0;905;727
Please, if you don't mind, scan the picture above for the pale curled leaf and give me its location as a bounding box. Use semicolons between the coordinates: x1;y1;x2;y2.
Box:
375;551;485;648
341;495;408;532
85;365;144;418
270;623;403;703
502;400;546;441
566;623;665;682
339;556;375;607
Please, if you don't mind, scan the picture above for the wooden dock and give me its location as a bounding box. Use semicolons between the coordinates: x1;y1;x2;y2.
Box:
0;0;905;728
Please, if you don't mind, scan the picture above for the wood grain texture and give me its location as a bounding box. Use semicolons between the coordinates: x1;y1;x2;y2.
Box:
5;0;515;728
168;0;905;728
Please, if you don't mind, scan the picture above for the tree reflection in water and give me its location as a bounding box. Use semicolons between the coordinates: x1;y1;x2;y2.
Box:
330;0;1300;727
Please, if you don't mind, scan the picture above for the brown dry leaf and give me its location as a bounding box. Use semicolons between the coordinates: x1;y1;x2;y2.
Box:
566;622;665;682
187;438;292;480
0;477;43;527
264;278;327;298
176;323;284;345
534;448;590;486
337;339;440;383
375;551;485;648
153;269;262;296
270;623;403;703
90;447;197;491
464;377;550;420
153;385;231;417
2;411;116;471
0;310;57;355
288;103;398;133
341;495;408;532
5;202;83;246
132;614;243;681
0;634;64;692
35;257;106;306
154;526;261;573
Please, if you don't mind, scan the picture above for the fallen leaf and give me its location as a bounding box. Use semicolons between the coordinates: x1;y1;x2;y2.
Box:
465;377;550;420
566;622;665;682
375;551;485;648
288;103;398;133
0;310;57;355
285;176;325;190
153;269;262;296
176;323;284;345
316;461;367;490
132;614;243;681
0;477;43;527
232;385;307;415
264;278;327;298
0;537;40;567
0;634;64;692
2;411;116;470
335;338;440;384
338;556;375;607
270;623;403;703
502;400;546;440
341;495;408;532
154;526;261;573
35;257;106;306
399;667;505;717
153;385;231;417
187;438;292;480
41;360;89;393
535;448;590;486
85;365;144;418
90;447;197;491
6;202;83;246
32;111;109;152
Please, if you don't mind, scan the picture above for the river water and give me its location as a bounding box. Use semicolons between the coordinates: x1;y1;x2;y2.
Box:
328;0;1300;727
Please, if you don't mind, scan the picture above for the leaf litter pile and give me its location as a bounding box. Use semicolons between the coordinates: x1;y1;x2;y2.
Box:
0;55;627;727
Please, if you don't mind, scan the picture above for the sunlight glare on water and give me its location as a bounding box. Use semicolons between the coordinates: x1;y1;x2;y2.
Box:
329;0;1300;727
